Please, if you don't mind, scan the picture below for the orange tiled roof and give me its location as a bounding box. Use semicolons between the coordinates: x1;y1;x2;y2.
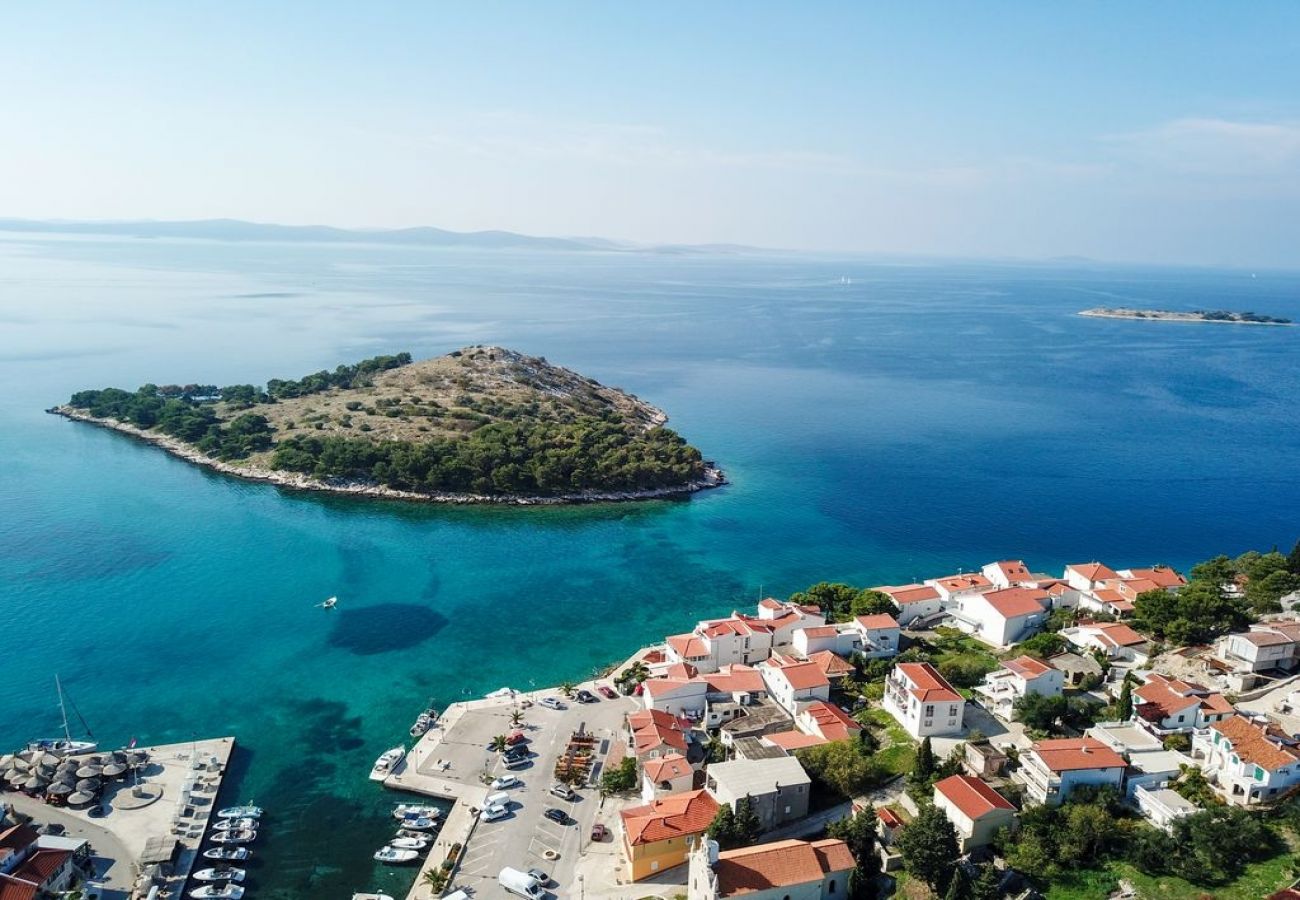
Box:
879;584;940;604
11;848;70;886
1210;715;1300;772
808;651;855;678
1135;680;1200;719
620;789;719;846
799;625;838;639
1031;738;1126;772
982;587;1050;618
629;709;688;755
1068;562;1119;583
643;753;692;784
934;774;1016;820
764;731;828;751
668;633;709;658
855;613;899;630
704;665;766;694
1126;566;1187;589
765;659;830;691
1003;655;1055;680
991;560;1032;582
801;700;861;741
896;662;962;702
1082;622;1146;647
713;838;854;895
930;573;993;592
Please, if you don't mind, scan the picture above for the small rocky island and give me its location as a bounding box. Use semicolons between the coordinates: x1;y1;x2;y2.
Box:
52;346;724;503
1079;307;1293;325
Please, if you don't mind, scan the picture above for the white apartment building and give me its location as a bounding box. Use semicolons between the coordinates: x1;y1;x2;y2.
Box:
975;655;1064;721
1192;714;1300;805
1014;738;1127;806
666;600;826;674
883;662;965;739
947;587;1051;647
932;774;1018;851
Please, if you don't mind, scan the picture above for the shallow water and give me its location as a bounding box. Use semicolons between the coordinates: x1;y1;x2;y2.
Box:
1;236;1297;896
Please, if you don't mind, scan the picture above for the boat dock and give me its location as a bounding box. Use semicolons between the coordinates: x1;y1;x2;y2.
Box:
4;736;236;900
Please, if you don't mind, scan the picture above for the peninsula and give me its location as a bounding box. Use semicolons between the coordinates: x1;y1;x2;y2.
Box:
52;346;724;503
1079;306;1293;325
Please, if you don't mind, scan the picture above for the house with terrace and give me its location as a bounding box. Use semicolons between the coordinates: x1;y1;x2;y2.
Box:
1061;621;1151;664
758;654;831;717
642;753;696;801
1216;620;1300;676
883;661;965;738
948;586;1052;648
933;774;1018;851
875;583;942;625
982;559;1037;589
793;613;901;660
665;600;826;674
925;572;995;604
976;655;1064;721
644;664;768;718
1132;672;1234;736
1192;714;1300;805
628;708;691;761
1014;737;1127;806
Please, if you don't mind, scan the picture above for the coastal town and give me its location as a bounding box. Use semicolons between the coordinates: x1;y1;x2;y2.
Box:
7;547;1300;900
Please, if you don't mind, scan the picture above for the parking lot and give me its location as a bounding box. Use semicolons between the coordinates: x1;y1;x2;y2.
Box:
427;682;639;899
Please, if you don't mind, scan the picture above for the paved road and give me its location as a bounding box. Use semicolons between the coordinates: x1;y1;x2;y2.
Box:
444;684;638;899
5;793;134;900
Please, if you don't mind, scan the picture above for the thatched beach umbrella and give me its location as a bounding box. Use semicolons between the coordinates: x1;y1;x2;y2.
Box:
23;774;49;791
0;754;13;768
67;790;94;807
102;762;127;778
7;772;28;788
75;777;102;792
11;758;31;773
39;752;62;767
75;764;102;778
47;782;73;796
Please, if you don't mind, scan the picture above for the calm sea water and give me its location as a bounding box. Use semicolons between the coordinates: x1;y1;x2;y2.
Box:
1;236;1297;897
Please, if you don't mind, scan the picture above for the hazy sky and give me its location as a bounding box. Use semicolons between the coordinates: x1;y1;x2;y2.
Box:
2;3;1298;265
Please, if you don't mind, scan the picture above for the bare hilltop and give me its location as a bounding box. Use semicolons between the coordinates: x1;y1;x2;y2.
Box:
53;346;723;503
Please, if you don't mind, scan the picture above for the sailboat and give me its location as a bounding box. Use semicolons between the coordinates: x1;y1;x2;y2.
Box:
27;675;97;756
318;596;338;610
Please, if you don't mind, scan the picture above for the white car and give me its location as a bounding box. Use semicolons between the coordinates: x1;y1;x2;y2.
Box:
480;803;510;822
538;697;565;710
549;783;576;801
491;775;521;790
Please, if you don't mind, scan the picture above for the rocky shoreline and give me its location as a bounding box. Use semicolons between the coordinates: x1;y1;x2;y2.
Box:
49;406;727;505
1079;307;1294;326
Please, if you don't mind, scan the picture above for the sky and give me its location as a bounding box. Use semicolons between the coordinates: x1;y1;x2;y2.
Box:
1;2;1297;266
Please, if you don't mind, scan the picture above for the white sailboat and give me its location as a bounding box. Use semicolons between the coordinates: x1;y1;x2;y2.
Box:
27;675;97;756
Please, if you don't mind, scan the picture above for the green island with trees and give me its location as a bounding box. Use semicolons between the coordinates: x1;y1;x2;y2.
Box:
54;345;722;502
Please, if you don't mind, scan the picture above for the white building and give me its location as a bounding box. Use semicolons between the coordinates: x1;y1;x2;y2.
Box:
981;559;1036;589
642;753;695;801
1134;784;1198;831
932;774;1018;851
1216;621;1300;674
1132;673;1234;735
975;655;1064;721
1061;621;1151;664
1064;562;1120;594
688;837;855;900
947;587;1051;647
852;613;901;658
1192;714;1300;805
874;584;942;625
791;613;899;660
704;756;812;832
925;572;995;604
666;600;826;674
1014;738;1127;806
883;662;965;739
758;655;831;717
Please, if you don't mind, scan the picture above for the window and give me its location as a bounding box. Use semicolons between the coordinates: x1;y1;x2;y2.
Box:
829;880;837;893
925;705;935;717
949;705;958;716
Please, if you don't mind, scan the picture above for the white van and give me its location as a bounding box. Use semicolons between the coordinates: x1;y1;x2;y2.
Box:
498;867;543;898
485;791;512;809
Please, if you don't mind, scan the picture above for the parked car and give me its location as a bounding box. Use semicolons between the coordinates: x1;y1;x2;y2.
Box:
543;808;568;825
549;783;576;801
575;689;597;703
506;730;528;745
491;775;521;790
591;822;609;841
539;697;566;710
526;868;551;887
480;803;509;822
503;756;531;770
597;685;617;699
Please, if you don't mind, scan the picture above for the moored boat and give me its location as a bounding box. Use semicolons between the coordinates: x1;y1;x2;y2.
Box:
395;816;436;831
373;847;418;865
217;805;263;819
391;803;439;820
351;894;395;900
408;702;437;737
190;886;244;900
388;836;428;851
209;829;256;844
369;745;405;781
193;868;245;883
212;817;258;831
202;847;250;862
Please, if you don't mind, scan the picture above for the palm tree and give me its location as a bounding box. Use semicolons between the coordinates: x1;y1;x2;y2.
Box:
560;681;576;699
510;709;525;727
490;734;508;753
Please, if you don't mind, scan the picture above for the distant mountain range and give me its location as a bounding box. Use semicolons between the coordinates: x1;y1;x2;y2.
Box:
0;217;766;255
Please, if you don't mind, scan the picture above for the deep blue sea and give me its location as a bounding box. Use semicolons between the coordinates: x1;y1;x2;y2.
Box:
1;236;1297;897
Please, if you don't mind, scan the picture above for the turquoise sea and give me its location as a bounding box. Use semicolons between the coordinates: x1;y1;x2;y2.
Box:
1;236;1297;897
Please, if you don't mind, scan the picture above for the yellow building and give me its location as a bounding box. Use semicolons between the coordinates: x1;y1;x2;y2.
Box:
619;788;720;882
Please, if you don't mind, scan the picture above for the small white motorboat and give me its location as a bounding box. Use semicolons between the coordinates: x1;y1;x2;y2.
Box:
217;805;263;819
193;868;245;883
209;829;256;844
212;817;258;831
388;836;428;851
391;804;439;820
352;894;395;900
373;847;419;865
394;828;428;840
409;707;436;737
369;746;405;782
318;596;338;609
190;886;244;900
203;847;249;862
396;816;436;831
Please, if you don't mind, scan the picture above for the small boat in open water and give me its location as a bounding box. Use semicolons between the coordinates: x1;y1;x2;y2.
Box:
369;746;405;781
203;847;250;862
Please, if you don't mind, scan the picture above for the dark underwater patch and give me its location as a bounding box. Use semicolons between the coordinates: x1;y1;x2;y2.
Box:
326;603;447;656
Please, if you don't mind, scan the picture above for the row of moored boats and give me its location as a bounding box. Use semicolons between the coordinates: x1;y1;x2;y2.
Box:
373;804;442;864
188;805;265;899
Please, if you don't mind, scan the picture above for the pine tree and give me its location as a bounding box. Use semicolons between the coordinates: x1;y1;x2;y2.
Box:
706;805;738;849
897;804;960;894
972;863;1003;900
1288;539;1300;576
943;865;972;900
1117;677;1133;721
913;737;936;783
733;796;763;845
